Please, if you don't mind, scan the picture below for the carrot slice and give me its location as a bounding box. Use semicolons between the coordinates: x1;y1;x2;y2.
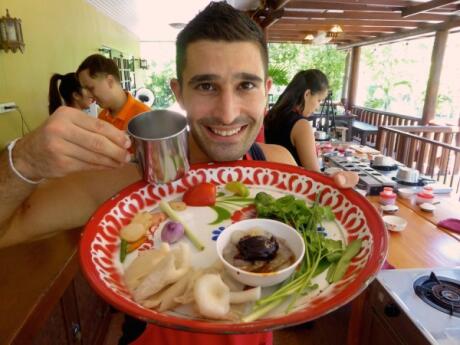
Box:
127;236;147;253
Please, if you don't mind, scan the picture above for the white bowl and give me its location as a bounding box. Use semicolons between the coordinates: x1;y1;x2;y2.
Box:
380;204;399;214
382;215;407;232
398;188;416;199
420;202;436;212
216;219;305;287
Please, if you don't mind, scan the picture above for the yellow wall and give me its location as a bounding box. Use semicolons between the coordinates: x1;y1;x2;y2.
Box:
0;0;143;147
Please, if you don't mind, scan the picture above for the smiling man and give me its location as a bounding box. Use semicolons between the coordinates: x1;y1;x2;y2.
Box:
0;2;349;344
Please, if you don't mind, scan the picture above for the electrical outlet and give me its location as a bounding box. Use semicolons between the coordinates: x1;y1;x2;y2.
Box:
0;102;17;114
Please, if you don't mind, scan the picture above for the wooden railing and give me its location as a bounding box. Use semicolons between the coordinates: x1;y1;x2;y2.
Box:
376;125;460;193
351;106;421;145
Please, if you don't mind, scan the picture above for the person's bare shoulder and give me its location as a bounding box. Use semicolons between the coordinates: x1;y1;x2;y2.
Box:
258;143;297;166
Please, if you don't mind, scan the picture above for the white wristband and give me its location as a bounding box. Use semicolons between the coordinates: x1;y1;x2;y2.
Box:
7;138;45;185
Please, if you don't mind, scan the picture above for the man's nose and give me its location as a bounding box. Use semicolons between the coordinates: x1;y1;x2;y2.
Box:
216;88;239;124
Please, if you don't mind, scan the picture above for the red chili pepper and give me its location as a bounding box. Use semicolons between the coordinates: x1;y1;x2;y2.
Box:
182;182;217;206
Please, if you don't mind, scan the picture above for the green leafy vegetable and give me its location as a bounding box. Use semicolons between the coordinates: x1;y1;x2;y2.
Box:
120;239;128;263
225;181;250;197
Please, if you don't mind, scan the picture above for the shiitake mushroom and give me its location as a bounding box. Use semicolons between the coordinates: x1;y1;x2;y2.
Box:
236;235;279;261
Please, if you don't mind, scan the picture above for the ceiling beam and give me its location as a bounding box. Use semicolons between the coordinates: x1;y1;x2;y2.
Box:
273;23;399;32
286;0;413;6
287;1;398;12
401;0;459;18
278;18;420;27
339;16;460;49
260;0;292;28
282;9;450;21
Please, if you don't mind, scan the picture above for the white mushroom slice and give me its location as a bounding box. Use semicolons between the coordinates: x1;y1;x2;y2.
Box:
194;273;230;319
229;286;261;304
124;243;170;291
134;243;190;302
120;222;146;242
158;270;194;312
220;269;245;292
174;269;204;305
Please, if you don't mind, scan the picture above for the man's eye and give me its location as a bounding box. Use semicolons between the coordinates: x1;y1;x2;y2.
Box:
196;83;215;91
239;82;255;90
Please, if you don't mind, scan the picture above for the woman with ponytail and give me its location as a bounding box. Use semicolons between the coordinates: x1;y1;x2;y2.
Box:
264;69;329;171
48;72;94;115
265;69;358;188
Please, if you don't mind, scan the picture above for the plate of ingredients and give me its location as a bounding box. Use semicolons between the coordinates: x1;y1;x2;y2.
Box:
80;161;388;333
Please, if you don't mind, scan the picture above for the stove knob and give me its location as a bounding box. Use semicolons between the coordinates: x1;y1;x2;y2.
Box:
384;303;401;317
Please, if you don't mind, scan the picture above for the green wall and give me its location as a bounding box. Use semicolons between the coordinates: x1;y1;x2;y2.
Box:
0;0;143;147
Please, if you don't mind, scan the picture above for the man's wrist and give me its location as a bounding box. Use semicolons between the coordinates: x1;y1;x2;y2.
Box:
7;138;45;184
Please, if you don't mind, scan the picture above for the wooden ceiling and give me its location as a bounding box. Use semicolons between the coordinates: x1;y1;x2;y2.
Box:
250;0;460;47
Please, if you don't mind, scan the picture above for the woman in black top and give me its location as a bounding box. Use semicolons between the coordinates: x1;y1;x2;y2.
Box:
265;69;328;171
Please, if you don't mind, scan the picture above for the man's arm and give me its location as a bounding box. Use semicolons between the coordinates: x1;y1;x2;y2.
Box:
0;106;132;247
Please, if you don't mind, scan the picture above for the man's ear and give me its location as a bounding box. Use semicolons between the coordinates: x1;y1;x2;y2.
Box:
265;76;273;96
170;78;185;108
106;74;115;88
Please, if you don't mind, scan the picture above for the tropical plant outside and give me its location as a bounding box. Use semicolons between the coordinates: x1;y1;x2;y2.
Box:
142;36;459;123
268;43;346;103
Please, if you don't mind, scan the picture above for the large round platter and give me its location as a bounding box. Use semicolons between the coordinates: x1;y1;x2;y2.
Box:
80;161;388;333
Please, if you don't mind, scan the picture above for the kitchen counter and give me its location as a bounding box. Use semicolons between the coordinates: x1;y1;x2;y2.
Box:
0;229;81;344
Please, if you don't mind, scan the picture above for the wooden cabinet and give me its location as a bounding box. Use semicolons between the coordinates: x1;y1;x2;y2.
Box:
32;271;110;345
359;280;430;345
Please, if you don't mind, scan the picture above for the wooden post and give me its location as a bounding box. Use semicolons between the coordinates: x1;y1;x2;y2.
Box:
421;29;448;125
341;50;351;108
347;46;361;109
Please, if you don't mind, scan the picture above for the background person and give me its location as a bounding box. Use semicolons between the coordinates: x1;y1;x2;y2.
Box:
76;54;150;130
48;72;94;115
264;69;328;171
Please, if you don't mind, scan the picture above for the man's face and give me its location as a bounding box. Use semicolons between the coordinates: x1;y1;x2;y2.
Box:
171;40;272;162
78;69;113;109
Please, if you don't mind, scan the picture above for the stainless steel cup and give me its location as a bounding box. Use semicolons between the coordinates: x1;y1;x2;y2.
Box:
127;110;189;184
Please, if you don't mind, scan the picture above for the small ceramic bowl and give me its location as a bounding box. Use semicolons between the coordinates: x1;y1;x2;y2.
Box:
398;188;416;199
420;202;436;212
380;204;399;214
382;215;407;232
216;219;305;287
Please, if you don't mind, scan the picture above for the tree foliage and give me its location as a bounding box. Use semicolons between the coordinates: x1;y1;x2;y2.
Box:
268;43;346;101
145;61;176;108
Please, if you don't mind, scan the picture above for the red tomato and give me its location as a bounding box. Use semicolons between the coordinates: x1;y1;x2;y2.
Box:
182;182;217;206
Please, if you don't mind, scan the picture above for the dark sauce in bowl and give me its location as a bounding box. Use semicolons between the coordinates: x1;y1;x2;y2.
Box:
223;229;296;274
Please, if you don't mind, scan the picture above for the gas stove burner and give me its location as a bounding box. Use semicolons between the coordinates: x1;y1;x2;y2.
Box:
414;272;460;317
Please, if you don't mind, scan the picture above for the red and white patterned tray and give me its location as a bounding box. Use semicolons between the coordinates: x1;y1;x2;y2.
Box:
80;160;388;333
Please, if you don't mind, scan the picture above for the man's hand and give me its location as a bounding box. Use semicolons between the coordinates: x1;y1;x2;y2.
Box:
12;106;131;180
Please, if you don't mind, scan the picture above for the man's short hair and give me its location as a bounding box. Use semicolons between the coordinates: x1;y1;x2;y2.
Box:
176;1;268;82
76;54;120;82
